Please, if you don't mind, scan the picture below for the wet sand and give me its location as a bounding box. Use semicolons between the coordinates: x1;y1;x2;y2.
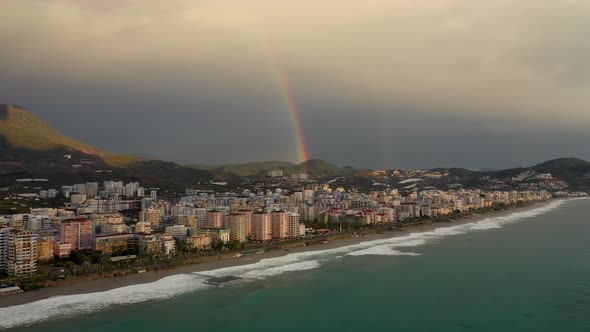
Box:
0;200;554;308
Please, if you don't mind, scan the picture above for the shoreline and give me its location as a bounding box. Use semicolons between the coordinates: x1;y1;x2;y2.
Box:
0;200;557;308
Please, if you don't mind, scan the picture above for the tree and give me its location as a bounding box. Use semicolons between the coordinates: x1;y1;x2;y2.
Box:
211;240;224;251
224;240;241;250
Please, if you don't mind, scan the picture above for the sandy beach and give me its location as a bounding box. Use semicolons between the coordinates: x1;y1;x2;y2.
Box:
0;200;555;308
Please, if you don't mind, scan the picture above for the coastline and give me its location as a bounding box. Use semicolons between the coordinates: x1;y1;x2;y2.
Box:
0;199;557;308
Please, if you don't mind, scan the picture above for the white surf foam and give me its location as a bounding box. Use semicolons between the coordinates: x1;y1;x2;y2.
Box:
241;260;321;279
347;245;421;257
429;226;468;236
469;221;502;230
0;198;572;328
0;273;209;329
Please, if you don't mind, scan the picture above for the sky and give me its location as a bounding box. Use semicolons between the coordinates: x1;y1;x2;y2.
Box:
1;0;589;169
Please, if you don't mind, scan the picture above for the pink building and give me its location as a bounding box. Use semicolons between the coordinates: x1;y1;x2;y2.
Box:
271;211;289;239
203;211;223;229
251;213;271;241
238;209;253;237
224;214;247;243
60;218;93;250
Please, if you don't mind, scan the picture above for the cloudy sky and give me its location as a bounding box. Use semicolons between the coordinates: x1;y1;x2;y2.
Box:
1;0;589;169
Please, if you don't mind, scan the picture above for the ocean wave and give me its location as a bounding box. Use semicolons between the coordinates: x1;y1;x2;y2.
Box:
241;260;321;279
468;222;502;230
0;274;209;329
347;245;421;257
0;199;571;328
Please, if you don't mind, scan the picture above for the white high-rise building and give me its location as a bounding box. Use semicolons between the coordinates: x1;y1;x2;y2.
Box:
104;181;125;196
287;212;304;238
0;228;11;274
165;225;188;241
47;189;58;198
6;230;37;276
85;182;99;198
73;183;86;195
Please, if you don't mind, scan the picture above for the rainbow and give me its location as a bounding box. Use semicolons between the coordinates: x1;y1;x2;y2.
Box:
262;40;311;163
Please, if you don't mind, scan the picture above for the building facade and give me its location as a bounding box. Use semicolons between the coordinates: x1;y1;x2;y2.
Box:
0;228;11;273
36;236;55;262
224;214;247;243
94;234;138;256
60;218;93;250
251;213;272;241
141;208;163;230
7;230;37;276
204;211;224;229
271;211;289;239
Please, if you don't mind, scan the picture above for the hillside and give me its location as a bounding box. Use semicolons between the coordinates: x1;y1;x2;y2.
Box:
324;158;590;192
532;158;590;171
188;159;370;179
0;105;139;167
188;161;296;177
292;159;369;178
0;104;218;194
1;104;588;195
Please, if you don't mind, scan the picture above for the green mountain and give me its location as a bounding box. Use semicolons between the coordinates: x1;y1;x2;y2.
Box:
0;105;139;167
188;161;297;177
532;158;590;171
0;104;216;193
325;158;590;192
2;105;588;195
530;158;590;191
291;159;368;178
188;159;370;179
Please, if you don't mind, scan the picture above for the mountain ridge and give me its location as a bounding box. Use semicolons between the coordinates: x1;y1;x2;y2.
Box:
188;159;371;179
0;104;216;193
1;104;589;194
0;104;140;167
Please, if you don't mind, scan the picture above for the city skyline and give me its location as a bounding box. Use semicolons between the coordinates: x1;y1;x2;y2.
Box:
2;1;590;169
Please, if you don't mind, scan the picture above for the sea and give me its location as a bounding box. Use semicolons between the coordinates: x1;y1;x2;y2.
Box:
2;198;590;331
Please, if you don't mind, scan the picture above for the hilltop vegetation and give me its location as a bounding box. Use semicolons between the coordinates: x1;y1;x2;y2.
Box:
188;161;296;177
0;105;139;167
188;159;370;179
0;104;218;194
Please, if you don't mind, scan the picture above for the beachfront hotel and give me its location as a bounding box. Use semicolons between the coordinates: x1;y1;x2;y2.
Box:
271;211;289;239
60;218;93;251
204;211;224;229
6;230;37;276
224;214;247;243
94;234;138;256
251;212;272;241
1;228;38;276
238;209;253;237
196;229;230;245
186;233;212;250
0;228;11;274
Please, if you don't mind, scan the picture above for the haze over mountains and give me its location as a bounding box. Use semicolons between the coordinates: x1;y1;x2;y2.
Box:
1;104;589;195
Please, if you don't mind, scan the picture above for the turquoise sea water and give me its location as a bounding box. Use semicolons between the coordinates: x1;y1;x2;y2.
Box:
3;198;590;331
